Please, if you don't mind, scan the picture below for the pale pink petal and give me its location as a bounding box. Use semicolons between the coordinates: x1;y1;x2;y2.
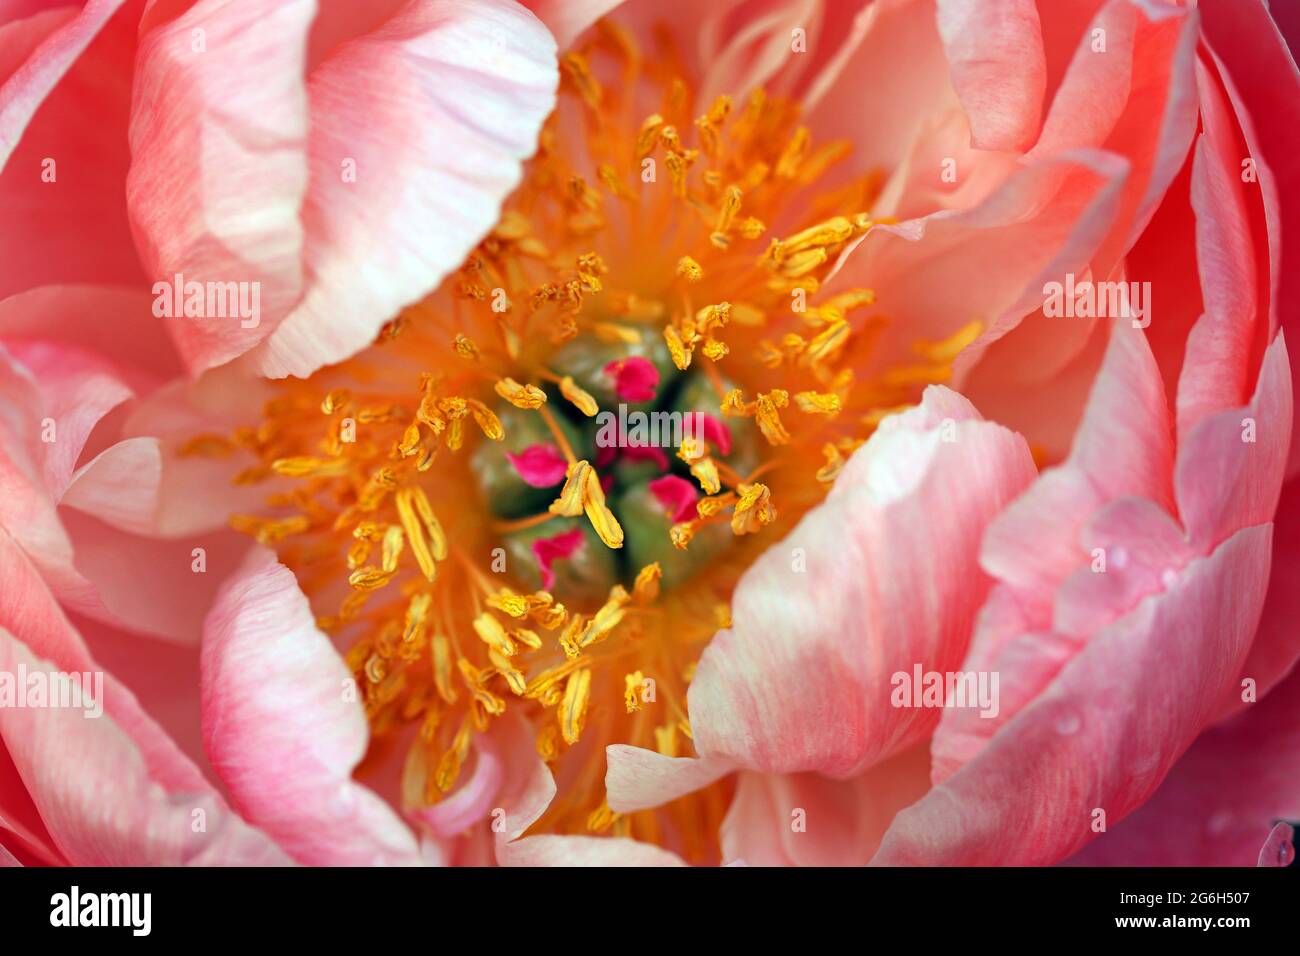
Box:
721;744;930;866
873;523;1273;865
252;0;558;378
687;387;1035;777
413;732;504;840
0;630;291;866
519;0;624;49
604;745;733;814
127;0;313;374
935;0;1044;151
506;442;569;488
201;547;421;865
1066;664;1300;867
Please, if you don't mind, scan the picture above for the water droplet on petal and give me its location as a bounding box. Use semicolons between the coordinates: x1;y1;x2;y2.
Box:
1055;712;1081;736
1258;822;1295;867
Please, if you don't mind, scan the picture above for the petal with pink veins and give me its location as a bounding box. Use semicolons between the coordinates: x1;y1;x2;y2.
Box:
127;0;314;374
251;0;558;378
935;0;1044;151
874;523;1273;866
201;547;422;866
687;386;1036;778
1066;664;1300;867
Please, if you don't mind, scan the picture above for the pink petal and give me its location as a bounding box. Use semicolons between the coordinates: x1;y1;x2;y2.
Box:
604;356;659;403
935;0;1045;151
0;630;291;866
981;320;1174;600
604;745;733;814
413;732;504;840
1066;663;1300;866
620;442;669;469
201;547;421;866
1174;66;1267;442
1027;0;1200;279
688;386;1036;777
127;0;313;374
506;442;569;488
873;523;1273;866
0;3;143;298
251;0;558;377
1197;0;1300;475
721;744;931;866
1258;823;1295;868
647;474;699;523
531;526;585;591
700;414;732;456
1175;332;1291;554
519;0;623;48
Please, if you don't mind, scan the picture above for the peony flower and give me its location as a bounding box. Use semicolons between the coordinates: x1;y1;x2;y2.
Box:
0;0;1297;869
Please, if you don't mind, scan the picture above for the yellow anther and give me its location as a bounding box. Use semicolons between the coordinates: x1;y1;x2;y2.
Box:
560;668;592;745
676;256;704;281
732;482;776;535
271;456;349;478
624;670;646;713
559;376;599;417
466;399;503;441
494;377;548;410
913;319;983;363
794;391;842;414
633;563;662;604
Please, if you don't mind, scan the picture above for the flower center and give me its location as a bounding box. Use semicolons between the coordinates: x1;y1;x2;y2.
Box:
192;20;979;862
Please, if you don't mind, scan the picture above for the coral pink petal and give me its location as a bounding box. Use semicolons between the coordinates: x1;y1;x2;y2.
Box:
981;320;1173;599
874;524;1272;866
1224;477;1300;721
935;0;1044;151
1175;333;1291;554
127;0;313;374
721;744;931;866
647;474;699;523
0;630;291;866
1197;0;1300;475
688;387;1035;778
252;0;558;378
506;442;569;488
1175;67;1268;442
201;547;421;866
0;2;143;299
531;526;585;591
1067;664;1300;867
604;356;659;402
